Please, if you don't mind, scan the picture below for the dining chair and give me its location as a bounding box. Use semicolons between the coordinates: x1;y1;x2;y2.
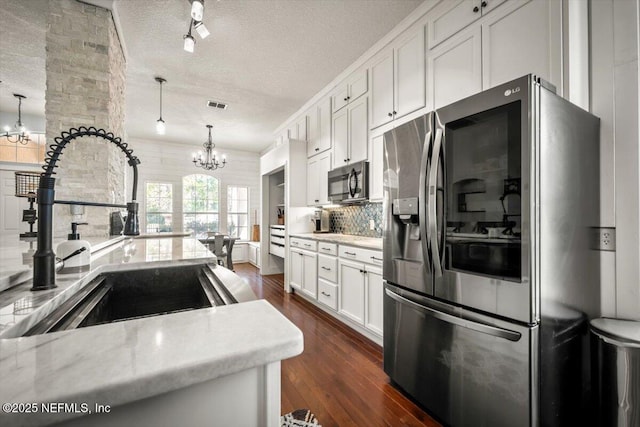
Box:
213;234;228;267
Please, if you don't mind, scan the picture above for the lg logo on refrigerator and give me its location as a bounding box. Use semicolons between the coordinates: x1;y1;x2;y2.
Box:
504;87;520;96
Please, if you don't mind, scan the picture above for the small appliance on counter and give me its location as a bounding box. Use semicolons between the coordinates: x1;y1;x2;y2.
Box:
109;211;125;236
311;209;330;233
56;222;91;274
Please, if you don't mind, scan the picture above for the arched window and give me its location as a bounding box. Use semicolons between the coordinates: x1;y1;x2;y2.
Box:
183;174;219;239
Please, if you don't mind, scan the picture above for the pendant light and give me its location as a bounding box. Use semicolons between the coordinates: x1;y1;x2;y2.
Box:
155;77;166;135
2;94;31;144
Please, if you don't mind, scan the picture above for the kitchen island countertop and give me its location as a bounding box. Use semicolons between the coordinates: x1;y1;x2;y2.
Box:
0;236;303;426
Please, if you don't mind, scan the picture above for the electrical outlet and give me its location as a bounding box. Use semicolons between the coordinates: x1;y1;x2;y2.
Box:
369;219;375;230
591;227;616;251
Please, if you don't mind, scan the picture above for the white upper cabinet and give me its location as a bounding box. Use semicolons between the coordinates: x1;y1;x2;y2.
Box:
427;25;482;110
370;51;394;129
427;0;562;109
481;0;561;91
296;115;308;142
370;25;425;129
428;0;509;49
307;97;332;157
333;96;368;166
307;151;331;206
287;114;308;142
331;69;368;113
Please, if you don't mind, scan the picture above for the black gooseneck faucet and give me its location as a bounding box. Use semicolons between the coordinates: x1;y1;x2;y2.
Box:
32;126;141;291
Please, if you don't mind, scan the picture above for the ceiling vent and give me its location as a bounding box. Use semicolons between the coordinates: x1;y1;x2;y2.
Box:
207;100;228;110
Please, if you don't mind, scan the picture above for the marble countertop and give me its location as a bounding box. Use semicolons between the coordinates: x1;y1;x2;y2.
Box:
0;236;304;426
289;233;382;251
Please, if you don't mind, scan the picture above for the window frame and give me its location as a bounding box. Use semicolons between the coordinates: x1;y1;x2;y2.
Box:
182;174;220;239
144;182;174;234
227;185;250;241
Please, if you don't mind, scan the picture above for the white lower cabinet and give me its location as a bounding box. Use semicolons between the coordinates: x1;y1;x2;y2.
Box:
248;242;260;268
318;278;338;310
365;266;383;336
338;250;384;337
289;248;317;299
338;259;366;324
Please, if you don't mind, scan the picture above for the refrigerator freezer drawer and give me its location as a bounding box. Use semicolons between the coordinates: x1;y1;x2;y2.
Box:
383;284;535;427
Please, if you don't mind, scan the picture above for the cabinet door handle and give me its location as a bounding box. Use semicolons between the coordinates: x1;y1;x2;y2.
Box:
344;159;348;163
343;97;348;101
321;291;331;297
315;147;319;151
393;110;397;115
304;243;312;247
315;199;319;203
473;5;479;12
481;1;487;7
321;266;331;271
344;251;356;256
321;247;331;251
388;112;393;117
347;96;351;100
371;256;383;261
347;158;350;162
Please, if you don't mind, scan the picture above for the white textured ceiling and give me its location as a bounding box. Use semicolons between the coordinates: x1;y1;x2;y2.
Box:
0;0;423;152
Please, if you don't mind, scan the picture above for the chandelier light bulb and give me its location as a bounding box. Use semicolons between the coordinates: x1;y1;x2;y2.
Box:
191;0;204;21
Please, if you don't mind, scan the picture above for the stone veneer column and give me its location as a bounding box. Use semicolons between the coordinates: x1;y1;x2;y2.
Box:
45;0;126;238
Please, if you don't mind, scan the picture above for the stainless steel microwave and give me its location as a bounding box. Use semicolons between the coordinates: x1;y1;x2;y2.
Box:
328;161;369;204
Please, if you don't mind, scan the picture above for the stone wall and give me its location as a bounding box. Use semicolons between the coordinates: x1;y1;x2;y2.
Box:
45;0;126;238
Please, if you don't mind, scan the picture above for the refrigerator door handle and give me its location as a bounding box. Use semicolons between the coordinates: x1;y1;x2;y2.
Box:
419;130;432;268
385;288;522;342
428;127;444;277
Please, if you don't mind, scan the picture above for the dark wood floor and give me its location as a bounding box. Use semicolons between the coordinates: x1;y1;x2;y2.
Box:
234;263;441;427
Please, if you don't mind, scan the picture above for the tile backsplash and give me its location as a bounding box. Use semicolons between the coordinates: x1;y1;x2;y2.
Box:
326;203;383;237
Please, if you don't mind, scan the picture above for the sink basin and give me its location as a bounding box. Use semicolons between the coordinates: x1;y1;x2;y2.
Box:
24;263;250;336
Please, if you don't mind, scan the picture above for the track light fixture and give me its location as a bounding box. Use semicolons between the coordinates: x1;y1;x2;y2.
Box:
184;0;210;52
155;77;166;135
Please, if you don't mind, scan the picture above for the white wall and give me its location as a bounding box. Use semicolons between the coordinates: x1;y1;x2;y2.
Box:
129;137;260;238
591;0;640;320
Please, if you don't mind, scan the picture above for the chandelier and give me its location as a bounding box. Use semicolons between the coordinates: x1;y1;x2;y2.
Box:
3;94;31;144
192;124;227;170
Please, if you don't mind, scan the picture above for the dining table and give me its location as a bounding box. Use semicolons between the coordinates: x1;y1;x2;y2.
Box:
198;235;239;271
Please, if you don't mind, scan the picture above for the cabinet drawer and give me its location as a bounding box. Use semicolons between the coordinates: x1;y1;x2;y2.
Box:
339;245;383;266
290;237;317;251
318;254;338;282
318;279;338;311
317;242;337;256
270;226;285;238
270;235;285;246
270;243;285;258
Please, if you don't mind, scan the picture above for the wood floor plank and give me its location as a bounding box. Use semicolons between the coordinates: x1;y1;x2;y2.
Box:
234;263;441;427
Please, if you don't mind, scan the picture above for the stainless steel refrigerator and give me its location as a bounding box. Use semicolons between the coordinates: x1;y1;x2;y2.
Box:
382;75;600;427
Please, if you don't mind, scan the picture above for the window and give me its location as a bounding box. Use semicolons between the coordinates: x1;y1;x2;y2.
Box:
183;174;219;239
145;182;173;233
0;134;46;164
227;186;249;240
